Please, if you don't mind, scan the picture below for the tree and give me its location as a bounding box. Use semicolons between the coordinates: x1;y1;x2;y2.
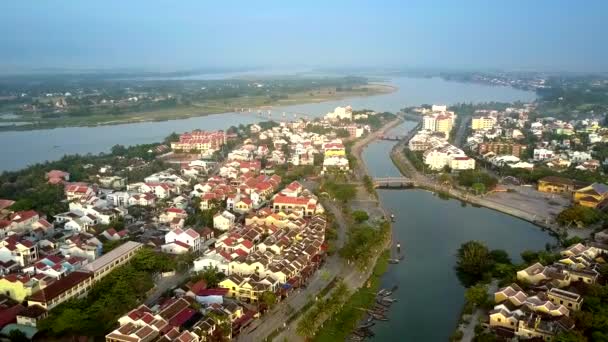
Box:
259;291;277;308
7;329;29;342
489;249;511;264
192;268;226;288
352;210;369;223
465;284;488;307
557;205;603;227
554;330;589;342
456;241;493;285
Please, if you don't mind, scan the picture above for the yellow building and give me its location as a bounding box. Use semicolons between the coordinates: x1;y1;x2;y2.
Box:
471;116;496;130
547;288;583;311
573;183;608;208
0;275;41;302
537;176;586;194
435;115;453;137
219;275;274;303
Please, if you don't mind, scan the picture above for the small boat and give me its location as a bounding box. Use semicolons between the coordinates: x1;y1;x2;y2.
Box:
376;300;391;307
359;322;375;329
382;297;397;303
377;289;387;296
388;259;399;264
390;214;395;222
382;290;392;297
353;330;366;337
371;313;389;321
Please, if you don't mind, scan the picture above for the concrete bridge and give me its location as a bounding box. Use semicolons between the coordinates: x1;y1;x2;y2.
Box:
379;135;405;141
373;177;415;189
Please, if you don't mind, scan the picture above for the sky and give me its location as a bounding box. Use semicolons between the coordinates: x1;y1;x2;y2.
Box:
0;0;606;73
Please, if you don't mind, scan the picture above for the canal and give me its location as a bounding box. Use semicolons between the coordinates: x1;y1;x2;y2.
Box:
361;121;555;341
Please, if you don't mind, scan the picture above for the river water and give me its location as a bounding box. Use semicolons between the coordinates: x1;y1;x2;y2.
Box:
361;122;554;341
0;76;535;172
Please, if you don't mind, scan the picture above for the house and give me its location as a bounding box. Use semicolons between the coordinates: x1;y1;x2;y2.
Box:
489;305;524;331
573;183;608;208
162;228;203;254
516;263;571;288
214;211;236;231
547;288;583;312
322;156;350;173
272;195;321;217
102;228;128;241
533;148;554;161
515;313;575;341
65;183;95;202
538;176;587;194
128;193;156;207
159;208;188;224
16;304;47;328
234;198;253;214
218;274;276;302
46;170;70;184
0;274;42;302
193;251;230;275
0;237;38;267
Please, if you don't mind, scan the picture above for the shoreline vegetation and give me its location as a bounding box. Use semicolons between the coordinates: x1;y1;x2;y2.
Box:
291;119;399;340
0;83;396;132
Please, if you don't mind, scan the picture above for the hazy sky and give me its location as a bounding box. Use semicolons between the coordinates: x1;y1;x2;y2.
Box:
1;0;606;72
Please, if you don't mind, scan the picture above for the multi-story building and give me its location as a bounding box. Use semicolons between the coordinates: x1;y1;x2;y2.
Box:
170;130;226;152
27;271;93;310
478;142;526;158
82;241;143;280
471;116;497;131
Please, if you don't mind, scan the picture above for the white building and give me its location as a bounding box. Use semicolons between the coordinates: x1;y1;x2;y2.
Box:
533;148;555;161
162;228;203;254
450;156;476;171
324;106;353;121
213;211;236;231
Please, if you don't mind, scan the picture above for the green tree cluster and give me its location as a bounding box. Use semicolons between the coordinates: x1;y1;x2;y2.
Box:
556;205;603;227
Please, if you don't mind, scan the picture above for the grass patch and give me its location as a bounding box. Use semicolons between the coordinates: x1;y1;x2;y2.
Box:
313;250;390;342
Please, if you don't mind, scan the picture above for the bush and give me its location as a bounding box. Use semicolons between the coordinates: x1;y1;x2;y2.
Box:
352;210;369;223
451;330;464;341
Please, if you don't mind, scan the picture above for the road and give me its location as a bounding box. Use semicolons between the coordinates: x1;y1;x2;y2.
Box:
144;271;190;307
453;116;471;147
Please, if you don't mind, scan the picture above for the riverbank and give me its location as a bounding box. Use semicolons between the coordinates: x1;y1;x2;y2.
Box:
0;84;396;132
301;119;400;341
388;130;570;241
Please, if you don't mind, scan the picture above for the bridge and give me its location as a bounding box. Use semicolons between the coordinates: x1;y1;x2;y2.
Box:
373;177;415;189
379;135;405;141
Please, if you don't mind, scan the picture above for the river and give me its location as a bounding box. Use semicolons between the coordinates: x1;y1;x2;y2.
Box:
361;121;555;341
0;76;535;172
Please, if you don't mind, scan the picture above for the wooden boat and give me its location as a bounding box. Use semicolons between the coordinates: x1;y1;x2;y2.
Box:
388;259;399;264
359;321;375;329
382;297;397;303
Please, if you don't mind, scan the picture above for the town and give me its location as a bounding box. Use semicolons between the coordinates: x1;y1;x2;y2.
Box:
0;105;395;341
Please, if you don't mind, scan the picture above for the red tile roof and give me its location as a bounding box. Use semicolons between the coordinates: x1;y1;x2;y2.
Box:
0;200;15;211
28;271;92;303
